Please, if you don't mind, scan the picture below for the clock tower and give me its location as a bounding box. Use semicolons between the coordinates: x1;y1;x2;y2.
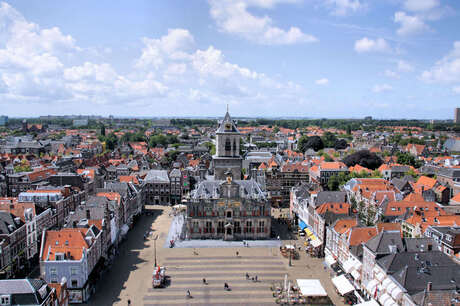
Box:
213;109;242;180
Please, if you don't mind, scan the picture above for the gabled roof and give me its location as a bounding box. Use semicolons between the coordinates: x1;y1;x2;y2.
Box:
216;111;239;134
365;230;404;255
346;226;378;246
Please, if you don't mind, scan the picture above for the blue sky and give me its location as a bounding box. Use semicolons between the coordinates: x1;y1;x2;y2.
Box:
0;0;459;119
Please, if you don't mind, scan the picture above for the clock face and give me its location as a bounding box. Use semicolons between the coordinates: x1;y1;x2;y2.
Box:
225;123;231;130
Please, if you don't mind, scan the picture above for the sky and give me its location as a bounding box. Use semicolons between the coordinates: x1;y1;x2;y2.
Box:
0;0;459;119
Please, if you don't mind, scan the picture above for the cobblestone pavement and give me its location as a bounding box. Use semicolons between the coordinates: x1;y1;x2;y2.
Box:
87;205;346;306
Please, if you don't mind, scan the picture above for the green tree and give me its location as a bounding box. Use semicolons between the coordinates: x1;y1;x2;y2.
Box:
100;124;106;136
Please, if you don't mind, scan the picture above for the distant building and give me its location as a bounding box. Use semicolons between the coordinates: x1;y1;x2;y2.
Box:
143;170;170;205
0;115;8;126
73;119;88;127
364;116;372;121
455;107;460;124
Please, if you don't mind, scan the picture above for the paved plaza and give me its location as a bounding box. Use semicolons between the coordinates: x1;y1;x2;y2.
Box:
87;205;346;306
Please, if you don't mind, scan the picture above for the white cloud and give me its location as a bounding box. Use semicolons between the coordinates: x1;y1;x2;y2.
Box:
208;0;317;45
136;29;195;69
397;60;414;72
384;70;400;79
354;37;391;53
325;0;364;16
421;41;460;84
315;78;329;85
453;86;460;94
0;1;308;112
403;0;439;12
373;84;393;93
394;11;429;36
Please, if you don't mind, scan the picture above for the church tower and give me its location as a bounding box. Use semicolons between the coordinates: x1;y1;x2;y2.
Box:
213;108;242;180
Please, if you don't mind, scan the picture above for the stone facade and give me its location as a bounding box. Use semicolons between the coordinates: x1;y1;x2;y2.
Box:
186;174;271;240
213;111;242;180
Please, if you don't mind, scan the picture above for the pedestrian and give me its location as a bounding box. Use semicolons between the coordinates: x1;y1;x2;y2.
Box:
224;282;229;290
255;275;258;282
127;299;131;305
203;278;207;284
245;272;249;280
187;290;191;298
236;251;239;257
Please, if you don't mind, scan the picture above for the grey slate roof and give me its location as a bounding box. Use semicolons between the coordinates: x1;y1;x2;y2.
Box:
0;211;24;234
144;170;170;183
365;230;404;255
0;278;51;305
316;191;347;205
437;167;460;178
216;111;239;134
403;238;439;252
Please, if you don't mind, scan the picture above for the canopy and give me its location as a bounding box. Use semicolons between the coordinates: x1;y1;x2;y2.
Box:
379;293;393;305
390;285;403;301
310;238;322;248
382;277;393;290
342;258;356;273
354;300;380;306
351;269;361;280
304;228;313;237
173;204;187;210
298;220;307;230
366;280;378;294
325;254;336;267
331;275;354;296
296;279;328;297
285;244;295;250
375;271;385;282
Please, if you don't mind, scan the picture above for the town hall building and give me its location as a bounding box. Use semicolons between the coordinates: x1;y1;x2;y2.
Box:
185;110;271;240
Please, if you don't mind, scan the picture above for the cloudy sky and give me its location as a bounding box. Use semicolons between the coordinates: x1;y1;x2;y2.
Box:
0;0;459;119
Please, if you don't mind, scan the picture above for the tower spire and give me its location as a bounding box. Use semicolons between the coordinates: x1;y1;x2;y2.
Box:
226;103;229;113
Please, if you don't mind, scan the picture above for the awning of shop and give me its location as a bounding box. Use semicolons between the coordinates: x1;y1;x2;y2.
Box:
310;238;322;248
375;270;385;282
298;220;307;230
354;300;379;306
366;280;378;294
390;285;403;301
331;274;355;296
325;254;336;267
379;293;393;305
304;228;313;237
342;258;356;273
296;279;328;297
381;277;393;290
351;269;361;280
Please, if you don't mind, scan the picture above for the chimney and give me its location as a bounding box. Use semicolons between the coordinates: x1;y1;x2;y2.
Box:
427;282;432;292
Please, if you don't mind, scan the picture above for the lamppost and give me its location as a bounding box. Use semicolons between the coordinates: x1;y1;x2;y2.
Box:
154;234;158;267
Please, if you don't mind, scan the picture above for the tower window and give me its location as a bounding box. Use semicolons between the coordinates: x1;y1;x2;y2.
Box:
225;139;231;151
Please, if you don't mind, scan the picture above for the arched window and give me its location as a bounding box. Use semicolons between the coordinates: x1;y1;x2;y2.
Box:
233;139;237;154
225;138;231;152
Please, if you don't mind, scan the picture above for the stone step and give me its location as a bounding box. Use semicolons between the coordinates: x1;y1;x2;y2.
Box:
163;260;284;266
148;284;270;293
165;278;284;285
143;292;273;301
144;300;275;306
167;272;286;278
167;266;286;272
165;256;279;261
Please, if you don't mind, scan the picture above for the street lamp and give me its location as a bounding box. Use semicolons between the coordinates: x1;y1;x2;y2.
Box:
153;234;158;267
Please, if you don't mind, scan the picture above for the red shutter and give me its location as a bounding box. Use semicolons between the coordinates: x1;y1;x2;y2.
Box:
265;227;268;233
212;211;215;217
198;212;201;217
199;228;201;233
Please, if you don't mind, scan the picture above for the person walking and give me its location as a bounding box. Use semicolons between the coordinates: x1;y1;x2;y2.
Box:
255;275;258;282
187;290;191;298
128;299;131;306
245;273;249;280
203;278;207;284
236;251;239;257
224;282;229;290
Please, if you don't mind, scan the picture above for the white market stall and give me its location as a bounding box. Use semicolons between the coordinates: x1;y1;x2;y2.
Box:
354;300;380;306
331;274;355;296
296;279;328;297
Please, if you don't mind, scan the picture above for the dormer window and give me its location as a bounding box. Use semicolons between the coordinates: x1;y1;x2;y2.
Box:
1;295;11;305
